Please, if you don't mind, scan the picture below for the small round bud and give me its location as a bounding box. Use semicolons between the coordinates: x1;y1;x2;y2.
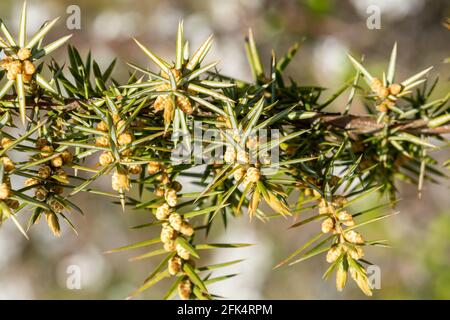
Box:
161;223;178;243
48;198;64;213
326;245;342;263
7;61;22;80
158;173;171;185
156;203;171;220
61;150;73;164
176;244;190;260
168;213;183;231
96;121;108;132
233;167;246;181
348;246;364;260
338;211;354;227
179;221;194;237
177;279;192;300
237;150;249;164
55;168;68;180
246;137;259;150
17;48;32;60
128;164;142;175
377;87;389;99
344;230;364;244
165;188;178;207
321;217;335;233
0;183;11;200
318;199;335;215
0;57;13;70
155;187;165;197
118;132;133;145
35;187;48;200
147;161;162;175
1;137;13;149
376;103;388;113
38;166;52;179
176;96;193;115
22;60;36;75
389;83;402;95
95;136;110;147
99;152;115;166
332;196;348;207
168;256;182;276
163;240;176;252
224;147;237;163
112;114;121;124
40;145;54;157
244;167;261;185
1;156;15;172
370;78;383;92
51;156;63;168
111;169;130;191
153;95;173;112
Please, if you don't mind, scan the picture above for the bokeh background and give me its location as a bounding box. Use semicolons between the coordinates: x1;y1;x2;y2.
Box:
0;0;449;299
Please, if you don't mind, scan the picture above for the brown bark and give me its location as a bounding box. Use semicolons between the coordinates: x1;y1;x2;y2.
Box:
299;113;450;135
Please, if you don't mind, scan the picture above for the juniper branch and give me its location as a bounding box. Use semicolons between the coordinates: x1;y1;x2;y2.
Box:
2;95;448;135
0;7;448;300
